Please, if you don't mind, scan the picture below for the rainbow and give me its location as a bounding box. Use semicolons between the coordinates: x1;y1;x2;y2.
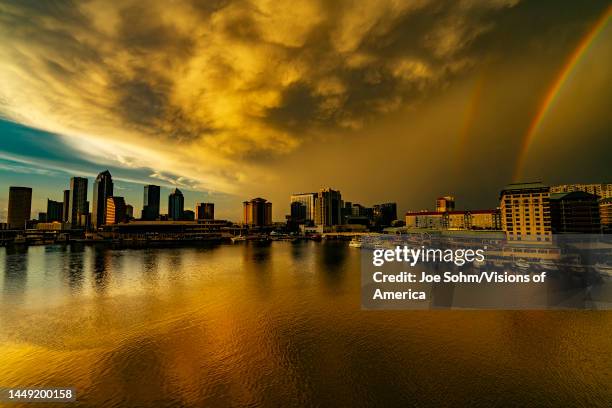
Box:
513;4;612;182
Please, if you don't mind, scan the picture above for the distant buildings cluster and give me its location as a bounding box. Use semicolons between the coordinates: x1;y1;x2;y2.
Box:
287;188;398;233
2;170;215;231
403;182;611;241
3;173;611;241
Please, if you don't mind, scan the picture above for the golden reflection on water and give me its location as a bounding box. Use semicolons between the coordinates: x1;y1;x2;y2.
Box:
0;242;611;407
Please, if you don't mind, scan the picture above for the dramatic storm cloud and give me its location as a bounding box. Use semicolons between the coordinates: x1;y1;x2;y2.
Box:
0;0;610;219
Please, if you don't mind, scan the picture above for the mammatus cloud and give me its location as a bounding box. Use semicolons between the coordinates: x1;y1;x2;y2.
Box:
0;0;519;193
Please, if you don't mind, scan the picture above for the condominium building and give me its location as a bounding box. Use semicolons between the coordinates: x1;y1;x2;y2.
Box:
599;198;612;233
550;183;612;199
500;182;551;242
436;196;455;212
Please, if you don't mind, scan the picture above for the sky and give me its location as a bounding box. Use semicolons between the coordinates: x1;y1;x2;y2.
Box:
0;0;611;222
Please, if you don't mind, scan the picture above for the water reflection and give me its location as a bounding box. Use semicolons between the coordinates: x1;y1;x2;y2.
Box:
92;246;111;292
317;242;347;289
3;246;29;301
65;244;85;291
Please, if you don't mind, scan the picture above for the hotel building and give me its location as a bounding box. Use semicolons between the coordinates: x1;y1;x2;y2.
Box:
500;182;551;242
243;198;272;227
550;183;612;199
106;197;127;224
290;193;316;222
315;188;343;226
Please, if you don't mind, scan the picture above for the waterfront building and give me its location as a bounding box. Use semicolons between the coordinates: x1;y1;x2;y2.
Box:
445;211;469;230
243;198;272;226
47;199;63;222
69;177;89;227
142;185;161;220
549;191;601;234
183;210;195;221
315;188;342;226
7;186;32;229
550;183;612;199
168;188;184;220
92;170;114;229
599;198;612;233
290;193;316;222
373;202;397;227
405;211;445;229
196;203;214;220
38;212;47;222
62;189;70;222
436;196;455;213
106;197;127;224
500;182;551;242
470;209;502;230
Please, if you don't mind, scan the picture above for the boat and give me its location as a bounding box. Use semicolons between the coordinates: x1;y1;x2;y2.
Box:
231;235;246;243
348;238;362;248
594;263;612;277
514;259;530;271
472;259;486;268
539;259;557;271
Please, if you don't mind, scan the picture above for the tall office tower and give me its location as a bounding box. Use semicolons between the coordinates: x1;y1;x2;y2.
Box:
373;202;398;227
315;188;342;226
500;182;551;242
196;203;215;220
92;170;113;228
290;193;316;222
7;186;32;229
168;188;185;220
125;204;134;220
436;196;455;213
62;189;70;222
142;185;161;220
551;183;612;199
105;196;127;224
549;191;601;233
46;199;64;222
243;198;272;226
69;177;89;227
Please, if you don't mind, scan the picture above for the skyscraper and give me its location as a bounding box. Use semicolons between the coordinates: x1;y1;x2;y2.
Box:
196;203;214;220
92;170;113;228
243;198;272;226
7;187;32;229
315;188;342;226
62;189;70;222
69;177;88;227
106;196;127;224
290;193;316;222
549;191;601;233
168;188;184;220
142;185;160;220
46;199;64;222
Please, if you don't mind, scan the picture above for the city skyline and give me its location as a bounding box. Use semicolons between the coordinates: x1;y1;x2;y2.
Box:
1;1;611;221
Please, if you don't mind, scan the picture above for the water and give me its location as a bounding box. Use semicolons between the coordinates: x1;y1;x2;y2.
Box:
0;242;610;407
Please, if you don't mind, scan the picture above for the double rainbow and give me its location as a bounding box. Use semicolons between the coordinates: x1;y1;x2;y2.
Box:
513;4;612;181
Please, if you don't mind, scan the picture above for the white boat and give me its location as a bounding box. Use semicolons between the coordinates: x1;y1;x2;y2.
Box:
231;235;246;243
348;238;362;248
514;259;530;271
539;259;557;271
594;263;612;277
